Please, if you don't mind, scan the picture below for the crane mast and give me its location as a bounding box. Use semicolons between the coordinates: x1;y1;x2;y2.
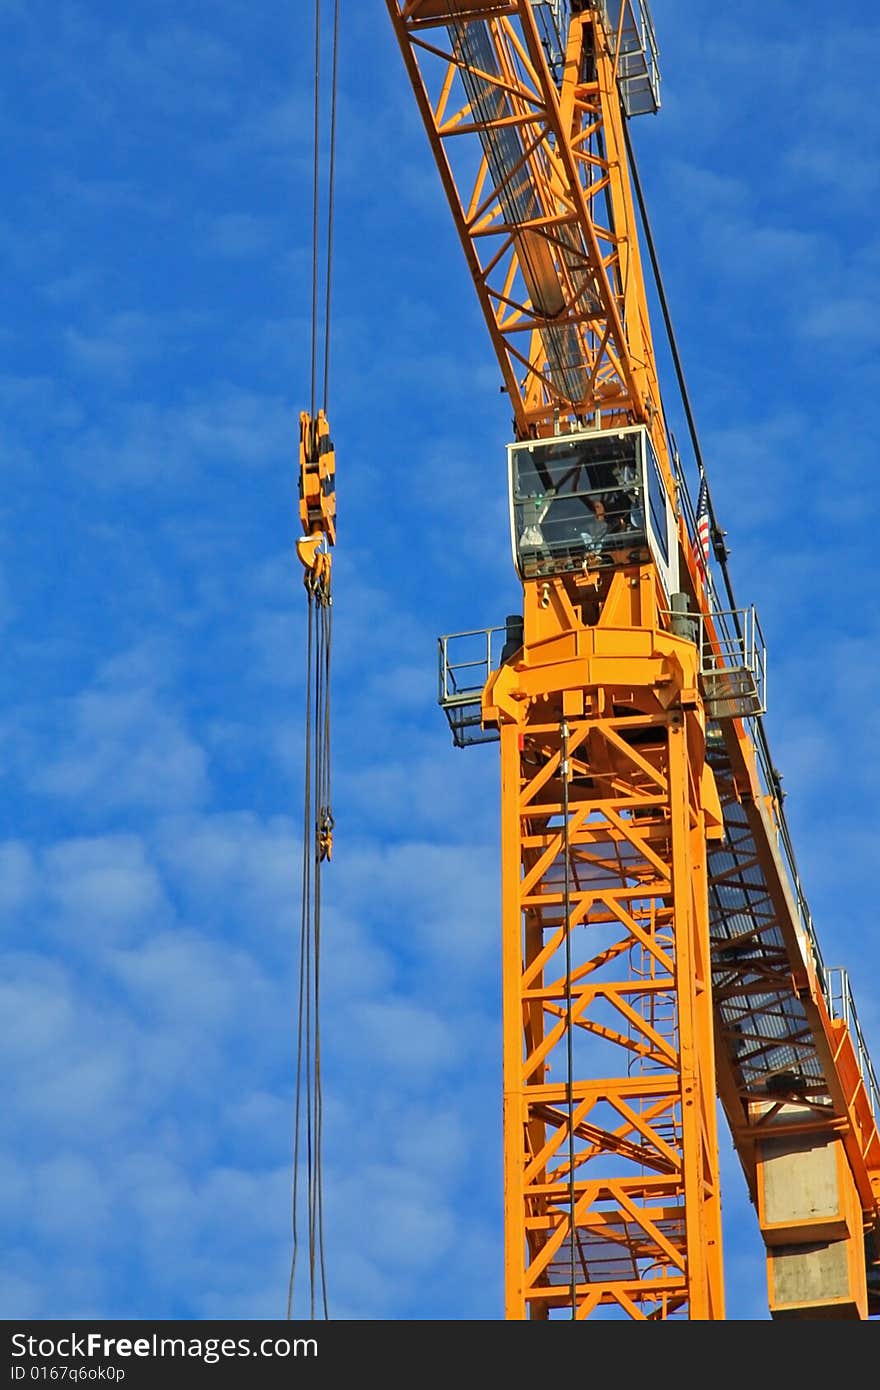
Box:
386;0;880;1319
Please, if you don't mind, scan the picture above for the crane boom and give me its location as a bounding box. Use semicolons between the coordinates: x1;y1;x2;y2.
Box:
387;0;880;1318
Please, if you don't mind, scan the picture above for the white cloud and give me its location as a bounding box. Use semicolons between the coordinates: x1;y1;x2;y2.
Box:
0;371;85;431
107;931;273;1034
802;296;880;347
64;324;147;387
60;387;292;488
44;836;171;947
331;1163;454;1269
0;954;79;1060
34;687;209;813
349;999;460;1075
69;19;241;121
0;955;132;1137
0;1272;42;1320
32;1155;111;1244
206;213;276;258
0;842;36;915
154;813;301;942
392;1106;469;1180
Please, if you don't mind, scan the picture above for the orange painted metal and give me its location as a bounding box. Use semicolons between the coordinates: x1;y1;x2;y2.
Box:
488;572;724;1317
297;408;336;588
385;0;880;1318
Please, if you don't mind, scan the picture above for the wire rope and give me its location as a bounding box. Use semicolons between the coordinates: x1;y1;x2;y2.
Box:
288;0;339;1323
560;721;578;1318
321;0;340;415
621;110;811;920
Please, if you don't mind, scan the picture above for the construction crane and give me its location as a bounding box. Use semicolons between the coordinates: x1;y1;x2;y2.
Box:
383;0;880;1320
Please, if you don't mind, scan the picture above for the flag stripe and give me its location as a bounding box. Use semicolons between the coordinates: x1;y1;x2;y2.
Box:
692;476;709;583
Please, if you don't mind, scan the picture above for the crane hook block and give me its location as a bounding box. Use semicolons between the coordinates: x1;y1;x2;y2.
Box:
299;409;336;548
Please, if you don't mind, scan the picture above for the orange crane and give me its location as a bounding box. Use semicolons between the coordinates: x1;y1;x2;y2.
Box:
384;0;880;1319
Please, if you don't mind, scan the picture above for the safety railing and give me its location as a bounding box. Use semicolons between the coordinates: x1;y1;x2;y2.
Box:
671;447;830;991
664;602;767;719
437;626;507;747
826;968;880;1125
531;2;570;80
599;1;661;115
700;604;767;719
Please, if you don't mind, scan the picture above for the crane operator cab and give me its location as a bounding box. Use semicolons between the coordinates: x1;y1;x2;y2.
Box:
508;424;678;597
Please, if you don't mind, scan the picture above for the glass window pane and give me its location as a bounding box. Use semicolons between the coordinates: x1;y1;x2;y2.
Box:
511;429;649;578
646;437;669;565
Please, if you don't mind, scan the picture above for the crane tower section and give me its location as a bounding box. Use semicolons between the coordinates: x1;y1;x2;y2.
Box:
388;0;880;1319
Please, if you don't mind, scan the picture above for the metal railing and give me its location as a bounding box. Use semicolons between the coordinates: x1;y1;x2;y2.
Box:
531;2;661;113
827;968;880;1125
670;447;832;1013
437;626;507;747
600;1;661;115
531;2;570;80
700;605;767;719
438;626;506;706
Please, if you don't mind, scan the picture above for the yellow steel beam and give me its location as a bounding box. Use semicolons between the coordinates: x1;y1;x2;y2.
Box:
491;573;724;1319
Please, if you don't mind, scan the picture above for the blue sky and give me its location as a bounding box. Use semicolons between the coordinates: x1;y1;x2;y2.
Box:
2;0;879;1322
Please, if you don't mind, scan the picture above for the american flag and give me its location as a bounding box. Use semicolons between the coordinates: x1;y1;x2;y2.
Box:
693;475;710;585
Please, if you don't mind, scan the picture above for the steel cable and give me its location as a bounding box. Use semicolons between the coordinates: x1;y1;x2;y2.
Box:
561;722;577;1318
289;0;338;1322
321;0;340;415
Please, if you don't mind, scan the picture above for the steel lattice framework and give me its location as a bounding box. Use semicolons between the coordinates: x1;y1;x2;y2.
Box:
387;0;880;1319
388;2;664;445
496;684;724;1317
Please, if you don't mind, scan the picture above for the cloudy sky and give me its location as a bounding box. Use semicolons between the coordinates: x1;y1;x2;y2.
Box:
2;0;879;1323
